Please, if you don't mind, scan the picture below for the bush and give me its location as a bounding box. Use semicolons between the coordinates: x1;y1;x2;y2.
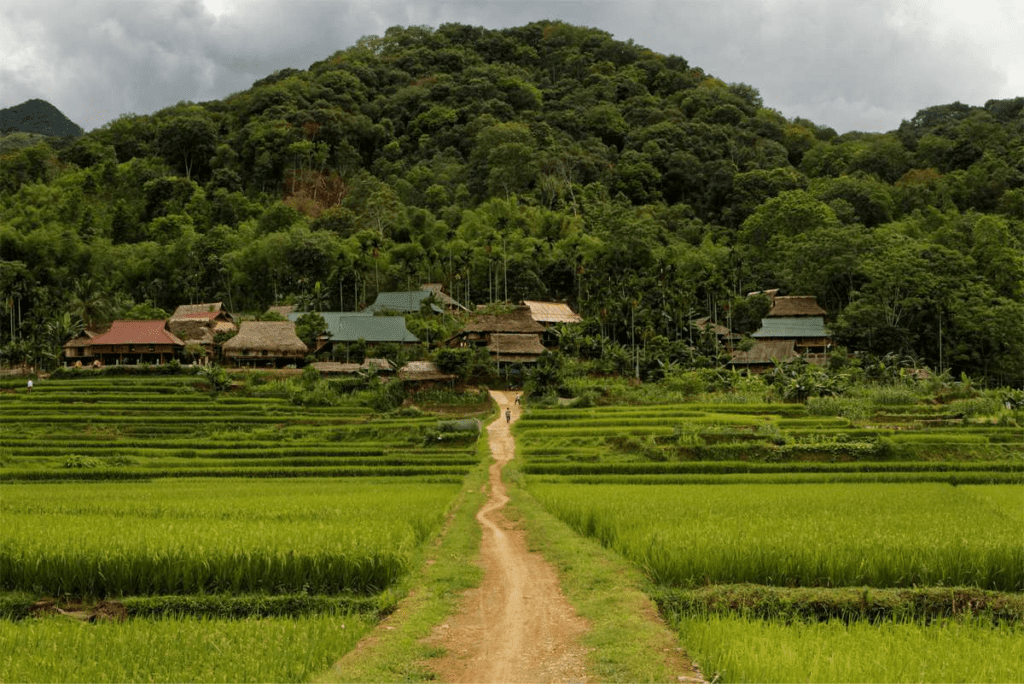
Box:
364;379;406;413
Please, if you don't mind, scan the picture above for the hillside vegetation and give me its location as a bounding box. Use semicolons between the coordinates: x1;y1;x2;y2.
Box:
1;21;1022;384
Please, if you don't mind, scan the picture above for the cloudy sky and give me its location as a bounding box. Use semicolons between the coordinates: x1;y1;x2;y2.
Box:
2;0;1021;134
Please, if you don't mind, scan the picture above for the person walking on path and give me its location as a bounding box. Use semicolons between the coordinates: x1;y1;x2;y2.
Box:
505;407;511;423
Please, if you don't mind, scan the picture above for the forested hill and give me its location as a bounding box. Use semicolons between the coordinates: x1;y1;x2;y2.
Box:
0;99;84;138
1;21;1022;384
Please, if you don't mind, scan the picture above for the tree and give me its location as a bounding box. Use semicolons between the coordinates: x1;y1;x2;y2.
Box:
294;312;328;350
157;106;218;181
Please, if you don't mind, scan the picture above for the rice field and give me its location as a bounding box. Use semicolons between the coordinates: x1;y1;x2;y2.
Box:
0;375;480;481
0;613;375;683
674;614;1024;683
1;479;460;596
515;398;1024;680
0;374;487;681
530;483;1023;591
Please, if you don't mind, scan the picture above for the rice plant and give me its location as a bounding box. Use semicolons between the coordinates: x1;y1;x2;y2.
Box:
530;483;1024;591
674;613;1024;683
0;613;373;683
0;479;460;596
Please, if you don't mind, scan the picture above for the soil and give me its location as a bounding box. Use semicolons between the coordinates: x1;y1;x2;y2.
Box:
424;390;591;683
30;598;127;623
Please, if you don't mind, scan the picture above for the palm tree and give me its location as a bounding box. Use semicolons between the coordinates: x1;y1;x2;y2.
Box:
70;278;111;331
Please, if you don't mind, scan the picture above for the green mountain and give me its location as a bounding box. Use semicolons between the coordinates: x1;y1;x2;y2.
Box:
0;98;84;138
1;22;1022;383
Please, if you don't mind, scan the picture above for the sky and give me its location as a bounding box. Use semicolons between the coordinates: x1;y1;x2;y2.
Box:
1;0;1021;134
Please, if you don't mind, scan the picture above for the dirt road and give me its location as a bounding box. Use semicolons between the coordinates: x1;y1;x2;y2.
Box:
426;390;591;683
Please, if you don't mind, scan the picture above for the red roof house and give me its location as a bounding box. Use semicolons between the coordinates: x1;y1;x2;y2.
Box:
84;320;185;365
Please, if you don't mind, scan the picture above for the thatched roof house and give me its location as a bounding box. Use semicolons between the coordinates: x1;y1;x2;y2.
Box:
397;360;455;382
421;283;468;312
452;306;545;339
522;301;582;325
728;340;801;370
766;296;827;318
448;306;547;363
693;316;741;348
62;330;97;363
221;321;308;366
266;305;295;318
168;302;235;347
487;333;547;363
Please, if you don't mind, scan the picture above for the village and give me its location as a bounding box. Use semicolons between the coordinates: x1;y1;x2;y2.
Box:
58;282;835;384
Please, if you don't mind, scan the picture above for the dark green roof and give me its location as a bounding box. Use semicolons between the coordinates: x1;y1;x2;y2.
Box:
362;291;442;314
751;317;829;339
289;312;419;343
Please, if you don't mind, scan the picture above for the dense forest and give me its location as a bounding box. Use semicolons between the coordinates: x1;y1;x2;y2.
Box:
1;21;1022;385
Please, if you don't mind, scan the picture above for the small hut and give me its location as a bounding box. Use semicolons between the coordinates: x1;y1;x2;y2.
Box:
221;321;308;367
62;330;97;365
168;302;236;359
397;360;455;383
309;358;395;376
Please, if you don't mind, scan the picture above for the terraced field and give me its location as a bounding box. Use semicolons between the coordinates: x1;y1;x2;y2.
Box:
512;399;1024;681
0;374;488;682
0;375;481;480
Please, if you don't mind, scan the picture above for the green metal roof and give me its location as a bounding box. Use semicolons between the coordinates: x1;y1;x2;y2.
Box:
362;291;443;314
751;317;829;339
288;312;419;343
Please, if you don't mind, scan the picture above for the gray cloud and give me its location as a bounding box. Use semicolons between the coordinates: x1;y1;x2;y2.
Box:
1;0;1019;134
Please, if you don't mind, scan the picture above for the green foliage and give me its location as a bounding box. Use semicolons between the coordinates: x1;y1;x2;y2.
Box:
524;351;569;398
364;379;407;413
197;363;230;392
121;301;170;320
1;24;1021;387
293;312;327;350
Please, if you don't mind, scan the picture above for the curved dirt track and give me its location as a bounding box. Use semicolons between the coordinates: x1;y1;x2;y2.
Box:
425;390;591;683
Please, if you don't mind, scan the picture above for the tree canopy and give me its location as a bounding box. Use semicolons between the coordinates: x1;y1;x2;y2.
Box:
1;22;1021;384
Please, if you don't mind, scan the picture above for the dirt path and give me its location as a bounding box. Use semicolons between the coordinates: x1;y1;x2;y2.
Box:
425;390;591;683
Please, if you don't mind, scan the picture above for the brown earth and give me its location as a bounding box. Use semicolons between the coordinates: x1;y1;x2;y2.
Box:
424;390;592;683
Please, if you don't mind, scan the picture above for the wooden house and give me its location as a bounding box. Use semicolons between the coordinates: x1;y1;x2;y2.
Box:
730;295;831;372
221;321;308;367
62;330;97;365
167;302;236;357
287;311;419;360
692;316;741;350
522;300;582;346
84;320;185;365
447;306;546;364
